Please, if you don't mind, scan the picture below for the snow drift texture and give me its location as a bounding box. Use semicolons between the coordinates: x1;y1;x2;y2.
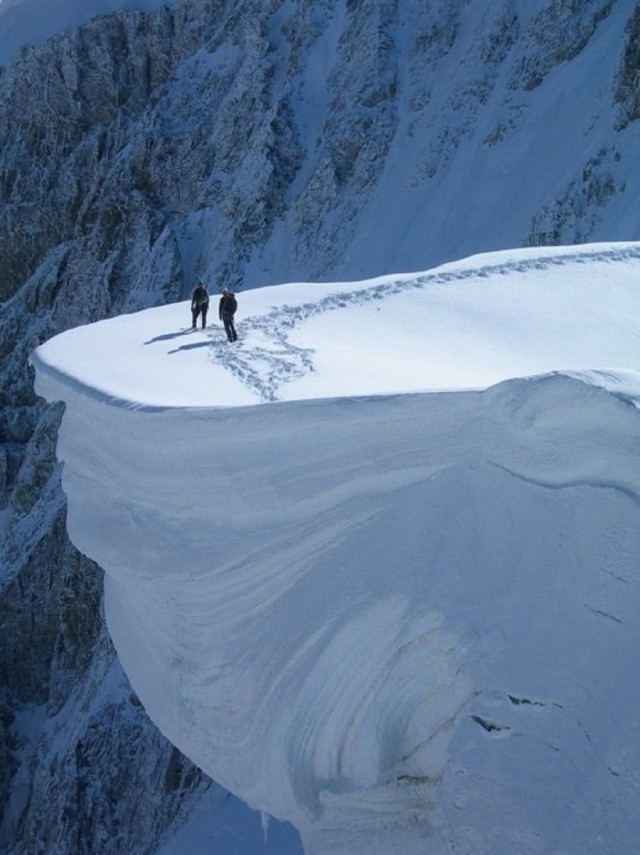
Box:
33;245;640;854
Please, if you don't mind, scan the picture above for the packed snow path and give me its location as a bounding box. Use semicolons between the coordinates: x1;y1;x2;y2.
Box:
32;245;640;854
206;244;640;404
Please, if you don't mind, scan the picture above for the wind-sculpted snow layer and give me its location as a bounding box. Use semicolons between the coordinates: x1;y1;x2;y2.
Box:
32;245;640;853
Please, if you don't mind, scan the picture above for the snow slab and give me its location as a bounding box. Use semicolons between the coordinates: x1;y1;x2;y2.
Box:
32;244;640;854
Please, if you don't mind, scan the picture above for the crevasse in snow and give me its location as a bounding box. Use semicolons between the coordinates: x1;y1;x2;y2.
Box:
32;245;640;853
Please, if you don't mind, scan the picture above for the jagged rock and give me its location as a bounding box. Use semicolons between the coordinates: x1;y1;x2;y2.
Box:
614;1;640;123
510;0;614;91
0;447;7;510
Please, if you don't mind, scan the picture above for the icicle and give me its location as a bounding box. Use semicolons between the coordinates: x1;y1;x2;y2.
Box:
260;810;270;843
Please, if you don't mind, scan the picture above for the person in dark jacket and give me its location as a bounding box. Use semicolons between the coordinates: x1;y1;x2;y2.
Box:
219;289;238;342
191;281;209;329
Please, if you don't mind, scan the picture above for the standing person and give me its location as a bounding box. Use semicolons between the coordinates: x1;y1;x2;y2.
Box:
191;280;209;329
219;289;238;342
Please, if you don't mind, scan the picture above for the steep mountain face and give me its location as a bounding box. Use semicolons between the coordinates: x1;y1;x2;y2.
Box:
1;0;639;851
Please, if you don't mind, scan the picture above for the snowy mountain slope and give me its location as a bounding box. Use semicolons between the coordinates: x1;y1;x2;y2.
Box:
1;0;640;308
3;0;640;850
32;244;640;854
0;0;180;67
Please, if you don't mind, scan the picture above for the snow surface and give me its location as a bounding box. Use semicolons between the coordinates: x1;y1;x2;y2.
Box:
32;244;640;853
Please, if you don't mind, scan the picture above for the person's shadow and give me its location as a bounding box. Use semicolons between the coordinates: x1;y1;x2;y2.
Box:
144;329;195;345
167;341;211;354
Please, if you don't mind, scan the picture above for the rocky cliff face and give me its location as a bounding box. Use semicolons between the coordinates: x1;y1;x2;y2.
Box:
1;0;639;850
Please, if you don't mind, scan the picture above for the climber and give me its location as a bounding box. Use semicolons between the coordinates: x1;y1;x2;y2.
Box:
191;280;209;329
219;289;238;342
